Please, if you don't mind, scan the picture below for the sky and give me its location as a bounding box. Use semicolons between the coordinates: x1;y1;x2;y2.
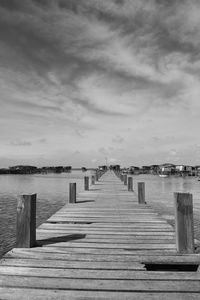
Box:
1;0;200;168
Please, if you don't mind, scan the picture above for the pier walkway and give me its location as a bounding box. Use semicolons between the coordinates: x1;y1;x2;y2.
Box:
0;171;200;299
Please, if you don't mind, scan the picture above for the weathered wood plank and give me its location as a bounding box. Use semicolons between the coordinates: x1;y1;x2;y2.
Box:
0;288;200;300
1;266;200;280
36;229;175;235
0;258;144;270
1;275;200;292
6;249;200;262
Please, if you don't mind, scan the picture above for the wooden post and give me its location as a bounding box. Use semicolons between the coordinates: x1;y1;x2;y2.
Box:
95;171;99;181
128;177;133;191
69;183;76;203
138;182;145;204
84;176;89;191
120;174;124;181
16;194;36;248
174;192;194;253
91;175;95;185
124;174;128;185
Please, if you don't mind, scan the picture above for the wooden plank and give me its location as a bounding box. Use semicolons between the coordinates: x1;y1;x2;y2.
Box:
38;238;176;244
4;246;175;256
31;241;177;250
37;226;174;232
5;249;181;261
39;223;173;229
1;275;200;292
1;288;200;300
0;258;144;270
6;249;200;262
36;232;175;239
36;229;175;235
1;266;200;280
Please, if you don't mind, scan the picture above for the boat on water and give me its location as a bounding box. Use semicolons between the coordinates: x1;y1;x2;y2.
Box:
159;174;169;178
159;171;169;178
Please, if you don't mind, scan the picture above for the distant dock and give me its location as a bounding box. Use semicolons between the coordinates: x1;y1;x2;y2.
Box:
0;171;200;299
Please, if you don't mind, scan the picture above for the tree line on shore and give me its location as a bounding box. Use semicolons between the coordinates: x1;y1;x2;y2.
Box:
0;165;89;174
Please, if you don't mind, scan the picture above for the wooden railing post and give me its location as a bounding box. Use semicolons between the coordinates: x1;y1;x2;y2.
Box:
69;183;76;203
95;172;99;181
91;175;95;185
138;182;145;204
84;176;89;191
128;177;133;191
174;192;194;253
16;194;36;248
124;174;128;185
120;174;124;182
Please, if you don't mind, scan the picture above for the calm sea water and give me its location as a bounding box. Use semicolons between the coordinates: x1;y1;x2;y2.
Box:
133;174;200;208
1;172;200;257
0;170;93;257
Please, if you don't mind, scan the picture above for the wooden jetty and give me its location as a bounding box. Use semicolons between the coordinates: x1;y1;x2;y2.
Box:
0;171;200;299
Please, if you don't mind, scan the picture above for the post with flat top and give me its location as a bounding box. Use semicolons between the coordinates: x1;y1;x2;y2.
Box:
138;182;145;204
69;183;76;203
174;192;194;253
120;174;124;182
128;177;133;191
16;194;36;248
124;174;128;185
91;175;95;185
84;176;89;191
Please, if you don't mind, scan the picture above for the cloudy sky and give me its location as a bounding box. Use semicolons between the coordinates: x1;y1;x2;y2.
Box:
0;0;200;167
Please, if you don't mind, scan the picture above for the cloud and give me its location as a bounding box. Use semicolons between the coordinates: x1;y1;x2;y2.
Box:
1;0;200;166
169;149;178;156
98;147;107;155
108;158;118;163
112;135;124;144
10;140;32;146
38;138;46;143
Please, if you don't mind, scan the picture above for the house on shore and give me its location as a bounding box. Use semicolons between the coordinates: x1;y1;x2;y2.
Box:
141;166;151;174
159;163;176;175
175;165;194;176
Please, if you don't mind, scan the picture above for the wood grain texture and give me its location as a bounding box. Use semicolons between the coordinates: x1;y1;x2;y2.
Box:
84;176;89;191
16;194;36;248
138;182;145;204
128;176;133;191
174;192;194;253
69;183;76;204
